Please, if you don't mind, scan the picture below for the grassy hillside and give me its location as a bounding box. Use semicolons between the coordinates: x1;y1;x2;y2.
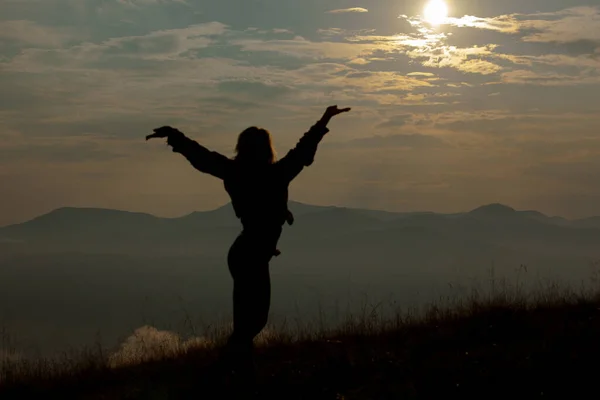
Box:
2;282;599;399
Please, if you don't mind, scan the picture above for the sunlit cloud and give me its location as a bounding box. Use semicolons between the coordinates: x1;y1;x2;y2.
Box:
407;44;503;75
501;69;600;86
519;6;600;43
445;14;520;33
443;6;600;43
407;72;436;77
117;0;190;7
326;7;368;14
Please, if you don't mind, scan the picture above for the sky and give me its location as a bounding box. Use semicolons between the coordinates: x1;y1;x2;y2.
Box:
1;0;600;225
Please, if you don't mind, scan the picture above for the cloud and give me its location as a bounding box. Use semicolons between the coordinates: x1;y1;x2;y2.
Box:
1;21;229;74
343;28;504;76
445;15;520;33
342;9;600;82
347;57;370;65
435;115;526;134
0;20;74;47
445;6;600;44
376;114;412;128
232;35;376;60
501;69;600;86
433;112;600;141
95;21;228;61
407;72;436;77
117;0;189;7
528;54;600;69
0;139;126;163
326;7;368;14
519;7;600;44
217;80;292;100
407;44;503;75
317;28;348;37
323;133;448;150
0;22;226;73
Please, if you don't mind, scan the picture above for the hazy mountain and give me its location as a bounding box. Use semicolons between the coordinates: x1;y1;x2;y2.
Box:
2;201;599;264
2;201;596;248
2;201;600;359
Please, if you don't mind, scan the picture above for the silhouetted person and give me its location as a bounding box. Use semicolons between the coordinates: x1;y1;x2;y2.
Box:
146;105;351;382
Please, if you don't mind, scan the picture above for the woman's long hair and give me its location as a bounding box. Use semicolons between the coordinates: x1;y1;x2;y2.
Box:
235;126;277;164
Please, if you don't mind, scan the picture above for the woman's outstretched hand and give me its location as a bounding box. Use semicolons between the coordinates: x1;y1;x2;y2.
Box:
320;105;351;126
145;126;180;141
325;105;351;117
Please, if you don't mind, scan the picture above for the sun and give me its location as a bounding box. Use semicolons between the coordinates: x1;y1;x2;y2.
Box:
423;0;449;25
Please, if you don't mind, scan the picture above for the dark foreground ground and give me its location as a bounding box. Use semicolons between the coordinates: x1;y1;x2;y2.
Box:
2;292;600;399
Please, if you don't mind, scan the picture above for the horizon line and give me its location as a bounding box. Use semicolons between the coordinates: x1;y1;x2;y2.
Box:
1;201;597;229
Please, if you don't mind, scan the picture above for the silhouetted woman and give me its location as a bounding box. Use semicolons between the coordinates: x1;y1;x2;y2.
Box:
146;105;351;377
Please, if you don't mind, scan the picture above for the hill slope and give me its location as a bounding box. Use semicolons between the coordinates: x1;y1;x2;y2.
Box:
1;290;598;399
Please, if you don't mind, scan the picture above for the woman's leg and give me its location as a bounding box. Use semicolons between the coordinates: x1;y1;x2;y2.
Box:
242;259;271;339
224;234;273;371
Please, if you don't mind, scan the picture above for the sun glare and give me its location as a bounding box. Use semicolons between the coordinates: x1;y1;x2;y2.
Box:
423;0;449;25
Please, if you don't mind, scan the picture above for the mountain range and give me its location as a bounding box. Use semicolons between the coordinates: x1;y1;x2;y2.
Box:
2;201;600;358
1;201;599;256
0;201;600;248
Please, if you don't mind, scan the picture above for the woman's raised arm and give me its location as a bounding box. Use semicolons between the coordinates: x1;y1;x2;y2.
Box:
277;105;351;182
147;126;232;180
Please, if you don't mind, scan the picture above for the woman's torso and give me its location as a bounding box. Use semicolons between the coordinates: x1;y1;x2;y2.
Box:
223;161;289;231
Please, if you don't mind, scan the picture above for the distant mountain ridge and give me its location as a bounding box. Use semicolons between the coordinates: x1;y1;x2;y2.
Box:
2;201;600;235
1;201;599;256
3;201;597;230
